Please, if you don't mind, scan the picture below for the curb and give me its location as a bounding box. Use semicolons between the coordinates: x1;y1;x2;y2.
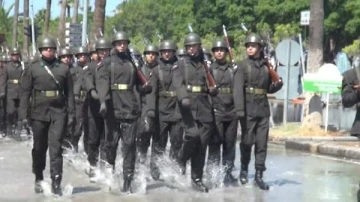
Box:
270;136;359;142
284;140;360;160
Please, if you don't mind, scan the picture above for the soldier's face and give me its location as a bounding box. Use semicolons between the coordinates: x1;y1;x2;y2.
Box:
213;48;227;60
41;47;56;59
145;52;157;64
97;49;110;59
186;44;200;56
114;40;128;52
76;54;88;63
60;55;72;65
246;43;261;56
160;50;175;61
11;54;20;61
90;52;98;61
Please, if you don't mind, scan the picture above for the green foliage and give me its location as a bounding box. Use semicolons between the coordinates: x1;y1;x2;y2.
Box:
342;40;360;55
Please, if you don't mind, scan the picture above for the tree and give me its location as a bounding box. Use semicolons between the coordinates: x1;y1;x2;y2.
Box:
71;0;79;23
58;0;67;44
91;0;106;41
44;0;51;34
23;0;29;54
12;0;19;48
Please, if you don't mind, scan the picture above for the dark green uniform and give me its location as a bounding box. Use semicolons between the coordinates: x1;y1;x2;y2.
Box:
0;55;9;135
19;37;75;195
234;33;283;190
172;33;217;193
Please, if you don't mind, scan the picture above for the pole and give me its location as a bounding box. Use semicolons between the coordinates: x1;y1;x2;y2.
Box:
30;0;36;55
81;0;88;46
283;40;292;125
325;93;329;132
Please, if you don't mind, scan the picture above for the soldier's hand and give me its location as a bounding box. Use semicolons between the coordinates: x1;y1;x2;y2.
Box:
353;84;360;89
146;110;155;118
140;83;152;94
99;102;107;117
181;98;191;107
90;90;99;100
74;95;81;104
209;87;218;96
21;119;28;129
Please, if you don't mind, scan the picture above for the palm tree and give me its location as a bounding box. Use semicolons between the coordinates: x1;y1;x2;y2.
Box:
0;2;14;46
71;0;78;23
58;0;67;44
91;0;106;41
23;0;29;54
12;0;19;48
44;0;51;34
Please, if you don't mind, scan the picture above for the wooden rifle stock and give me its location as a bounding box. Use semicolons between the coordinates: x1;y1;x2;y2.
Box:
202;52;216;88
128;51;149;86
222;25;235;65
264;58;281;83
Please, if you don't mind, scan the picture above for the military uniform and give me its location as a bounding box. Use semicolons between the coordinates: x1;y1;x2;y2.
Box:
234;33;283;190
176;47;187;59
136;44;159;165
207;39;238;185
82;37;110;180
341;57;360;136
147;41;183;180
97;32;151;193
19;37;75;195
0;54;9;135
71;46;90;153
3;48;24;136
173;33;217;192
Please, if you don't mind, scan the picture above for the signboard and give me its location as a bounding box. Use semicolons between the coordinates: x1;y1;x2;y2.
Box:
300;10;310;26
65;23;82;47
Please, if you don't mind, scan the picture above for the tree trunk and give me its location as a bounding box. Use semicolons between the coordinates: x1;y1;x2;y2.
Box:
12;0;19;48
302;0;324;121
91;0;106;43
23;0;29;55
71;0;79;23
58;0;67;45
44;0;51;34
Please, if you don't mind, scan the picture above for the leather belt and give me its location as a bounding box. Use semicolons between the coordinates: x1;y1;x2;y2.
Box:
217;88;232;94
245;87;267;95
159;91;176;97
35;90;60;97
111;84;130;90
186;85;206;93
8;79;19;84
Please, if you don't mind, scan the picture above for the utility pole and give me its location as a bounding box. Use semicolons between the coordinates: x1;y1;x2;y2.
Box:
81;0;88;46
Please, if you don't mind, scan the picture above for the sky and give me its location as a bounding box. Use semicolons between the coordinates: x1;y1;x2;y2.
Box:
4;0;122;19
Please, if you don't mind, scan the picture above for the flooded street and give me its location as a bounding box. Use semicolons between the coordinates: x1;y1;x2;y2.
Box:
0;138;359;202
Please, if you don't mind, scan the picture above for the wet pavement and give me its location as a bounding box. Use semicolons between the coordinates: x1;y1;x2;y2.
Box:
0;138;359;202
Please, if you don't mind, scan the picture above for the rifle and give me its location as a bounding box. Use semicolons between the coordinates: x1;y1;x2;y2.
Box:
127;49;150;86
142;37;149;46
222;25;236;66
112;26;117;34
94;34;98;41
56;38;62;49
187;23;193;33
98;28;104;37
240;23;281;83
202;50;217;88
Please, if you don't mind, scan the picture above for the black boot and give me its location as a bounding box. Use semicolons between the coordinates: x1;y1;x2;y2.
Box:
122;178;133;194
51;175;62;196
239;165;248;185
254;170;269;190
223;173;238;187
34;172;44;193
192;178;209;193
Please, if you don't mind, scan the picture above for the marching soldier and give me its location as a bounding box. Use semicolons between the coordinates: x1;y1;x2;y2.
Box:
136;44;159;164
173;32;217;192
57;48;74;148
176;47;187;59
19;37;75;195
0;54;8;135
97;31;151;193
89;44;99;62
3;47;24;137
71;46;90;153
234;33;283;190
147;40;183;181
207;39;238;185
82;37;111;181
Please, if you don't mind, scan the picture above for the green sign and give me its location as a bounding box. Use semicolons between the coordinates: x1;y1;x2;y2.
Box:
303;75;342;94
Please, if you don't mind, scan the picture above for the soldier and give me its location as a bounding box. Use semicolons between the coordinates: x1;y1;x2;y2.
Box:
176;47;187;59
0;54;7;135
172;32;217;192
234;33;283;190
1;47;25;137
203;47;213;63
57;48;74;149
97;31;151;193
147;40;183;181
82;37;111;181
71;46;90;153
136;44;159;164
207;39;238;186
88;44;99;62
342;56;360;137
19;37;75;195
